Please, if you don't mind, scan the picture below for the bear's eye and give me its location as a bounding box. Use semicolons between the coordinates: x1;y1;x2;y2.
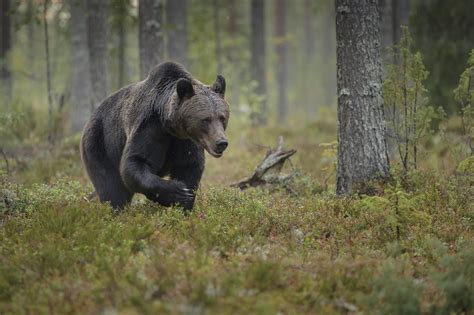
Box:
202;118;212;124
219;116;227;128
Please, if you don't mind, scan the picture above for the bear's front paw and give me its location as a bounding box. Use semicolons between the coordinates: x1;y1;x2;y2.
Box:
158;180;196;210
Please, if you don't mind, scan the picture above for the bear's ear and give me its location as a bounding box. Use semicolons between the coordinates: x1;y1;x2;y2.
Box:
211;75;226;97
176;78;195;99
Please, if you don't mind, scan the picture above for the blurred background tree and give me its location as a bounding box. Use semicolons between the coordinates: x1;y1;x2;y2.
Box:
410;0;474;114
0;0;472;149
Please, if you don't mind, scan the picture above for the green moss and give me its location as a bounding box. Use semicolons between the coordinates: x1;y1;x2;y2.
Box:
457;155;474;174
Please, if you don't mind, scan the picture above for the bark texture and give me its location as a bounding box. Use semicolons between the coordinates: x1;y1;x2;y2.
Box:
70;0;92;132
166;0;188;67
274;0;288;122
0;0;11;100
335;0;390;195
250;0;267;123
87;0;109;108
139;0;164;79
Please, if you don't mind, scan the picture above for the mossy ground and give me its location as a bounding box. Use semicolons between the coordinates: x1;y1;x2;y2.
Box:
1;114;473;314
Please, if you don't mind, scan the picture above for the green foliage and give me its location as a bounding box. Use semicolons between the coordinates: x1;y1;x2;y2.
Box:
384;27;445;173
1;156;473;313
353;188;431;243
411;0;474;114
432;245;474;314
453;49;474;156
368;260;422;315
457;155;474;175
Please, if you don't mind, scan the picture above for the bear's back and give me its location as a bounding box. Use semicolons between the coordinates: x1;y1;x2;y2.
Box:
146;61;193;85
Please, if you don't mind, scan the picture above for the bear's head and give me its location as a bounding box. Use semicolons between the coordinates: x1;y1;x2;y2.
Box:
169;75;230;158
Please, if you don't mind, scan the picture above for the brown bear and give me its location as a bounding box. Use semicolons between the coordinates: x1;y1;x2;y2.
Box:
80;62;230;210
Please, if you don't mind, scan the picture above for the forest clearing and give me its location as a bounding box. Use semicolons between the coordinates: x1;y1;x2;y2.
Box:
0;0;473;314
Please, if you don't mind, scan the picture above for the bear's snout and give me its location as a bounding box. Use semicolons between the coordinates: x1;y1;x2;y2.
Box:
215;139;228;154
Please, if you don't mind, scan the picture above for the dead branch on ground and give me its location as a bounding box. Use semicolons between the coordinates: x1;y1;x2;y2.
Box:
232;136;296;190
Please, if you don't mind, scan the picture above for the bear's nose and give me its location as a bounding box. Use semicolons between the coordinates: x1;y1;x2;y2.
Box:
216;139;228;153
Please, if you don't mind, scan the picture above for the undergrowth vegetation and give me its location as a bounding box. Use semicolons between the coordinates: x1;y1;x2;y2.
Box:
0;42;473;315
1;110;473;314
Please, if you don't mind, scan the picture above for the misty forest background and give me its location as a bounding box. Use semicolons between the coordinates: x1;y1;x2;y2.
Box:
0;0;474;314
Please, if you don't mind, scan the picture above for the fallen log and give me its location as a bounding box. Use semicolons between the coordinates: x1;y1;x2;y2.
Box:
232;136;296;190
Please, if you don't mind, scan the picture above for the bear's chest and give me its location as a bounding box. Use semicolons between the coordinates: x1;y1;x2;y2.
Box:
154;139;203;177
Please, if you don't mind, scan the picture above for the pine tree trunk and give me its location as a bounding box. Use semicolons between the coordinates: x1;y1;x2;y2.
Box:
87;0;108;108
303;0;315;117
213;0;223;74
117;18;126;88
166;0;188;67
43;0;54;144
392;0;410;46
139;0;164;79
321;1;336;107
335;0;390;195
250;0;267;123
379;0;394;63
70;0;91;132
275;0;288;123
0;0;12;101
27;0;35;70
227;0;240;108
303;0;315;58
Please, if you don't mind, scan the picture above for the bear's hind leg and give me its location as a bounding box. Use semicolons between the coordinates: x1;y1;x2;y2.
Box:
95;173;133;210
82;122;133;210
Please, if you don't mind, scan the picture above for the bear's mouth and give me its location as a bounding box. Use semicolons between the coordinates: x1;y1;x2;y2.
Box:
203;144;223;158
207;149;223;158
195;138;224;158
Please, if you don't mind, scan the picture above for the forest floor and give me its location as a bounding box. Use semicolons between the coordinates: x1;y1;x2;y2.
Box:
0;112;473;314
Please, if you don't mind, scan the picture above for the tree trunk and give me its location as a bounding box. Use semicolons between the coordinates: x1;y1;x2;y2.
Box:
113;0;129;88
250;0;267;123
303;0;315;58
87;0;108;109
117;17;126;87
43;0;54;145
227;0;240;108
392;0;410;46
70;0;92;132
139;0;164;79
335;0;390;195
379;0;394;63
228;0;237;37
321;0;336;107
166;0;188;67
0;0;12;101
275;0;288;123
303;0;315;117
213;0;223;74
27;0;35;70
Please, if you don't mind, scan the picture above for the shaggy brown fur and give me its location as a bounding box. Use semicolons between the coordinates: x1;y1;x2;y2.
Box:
80;62;229;210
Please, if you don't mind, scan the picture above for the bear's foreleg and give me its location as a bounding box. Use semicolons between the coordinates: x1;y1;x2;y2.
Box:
169;162;204;210
120;157;195;208
120;127;195;209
